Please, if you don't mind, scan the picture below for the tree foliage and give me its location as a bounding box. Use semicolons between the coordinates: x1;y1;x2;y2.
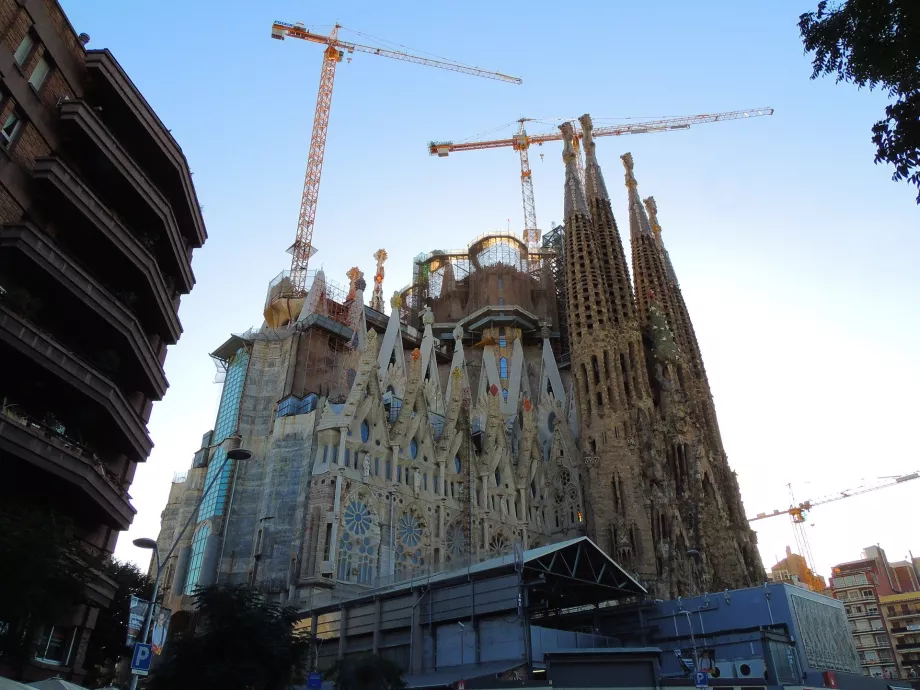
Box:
327;654;407;690
149;584;312;690
799;0;920;202
0;501;104;673
82;559;152;687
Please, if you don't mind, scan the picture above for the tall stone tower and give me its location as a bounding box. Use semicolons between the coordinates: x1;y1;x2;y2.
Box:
561;117;764;596
560;121;656;583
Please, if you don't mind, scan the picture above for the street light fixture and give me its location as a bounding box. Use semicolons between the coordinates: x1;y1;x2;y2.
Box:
127;442;251;690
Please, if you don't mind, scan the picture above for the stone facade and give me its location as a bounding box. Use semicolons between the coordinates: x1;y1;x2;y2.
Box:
154;116;762;611
560;117;762;597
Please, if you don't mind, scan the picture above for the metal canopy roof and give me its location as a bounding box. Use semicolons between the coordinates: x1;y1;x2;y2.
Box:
523;536;647;596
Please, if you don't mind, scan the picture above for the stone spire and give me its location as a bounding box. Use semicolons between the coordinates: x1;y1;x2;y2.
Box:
622;152;676;330
561;122;589;219
579;115;636;327
643;196;677;285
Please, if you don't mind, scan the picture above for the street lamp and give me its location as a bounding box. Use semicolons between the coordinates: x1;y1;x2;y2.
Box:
128;445;252;689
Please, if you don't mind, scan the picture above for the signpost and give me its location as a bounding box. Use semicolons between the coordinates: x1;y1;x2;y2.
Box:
694;671;709;688
307;672;323;689
131;643;153;677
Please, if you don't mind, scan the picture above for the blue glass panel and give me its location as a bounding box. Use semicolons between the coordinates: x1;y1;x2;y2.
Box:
185;523;211;595
361;420;370;443
499;357;508;379
198;349;249;522
386;459;391;480
454;455;462;473
410;439;418;459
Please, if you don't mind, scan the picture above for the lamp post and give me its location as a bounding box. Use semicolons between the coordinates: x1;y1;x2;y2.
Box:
128;445;252;689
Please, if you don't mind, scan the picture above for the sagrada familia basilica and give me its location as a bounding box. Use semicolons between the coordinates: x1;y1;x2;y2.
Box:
152;115;764;616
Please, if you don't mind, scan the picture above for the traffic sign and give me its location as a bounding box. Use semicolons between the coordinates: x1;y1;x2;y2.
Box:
694;671;709;688
308;672;323;689
131;642;153;676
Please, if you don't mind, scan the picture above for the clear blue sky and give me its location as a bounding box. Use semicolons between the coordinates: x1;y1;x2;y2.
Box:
60;0;919;580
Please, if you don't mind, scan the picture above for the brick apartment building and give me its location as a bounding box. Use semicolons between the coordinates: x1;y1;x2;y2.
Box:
0;0;205;682
830;546;920;679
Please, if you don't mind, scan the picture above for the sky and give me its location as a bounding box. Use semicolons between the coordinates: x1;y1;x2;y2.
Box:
59;0;919;582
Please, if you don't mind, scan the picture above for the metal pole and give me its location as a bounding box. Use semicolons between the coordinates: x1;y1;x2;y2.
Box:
128;549;160;690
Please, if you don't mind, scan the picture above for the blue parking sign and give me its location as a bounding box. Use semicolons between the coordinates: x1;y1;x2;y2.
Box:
131;642;153;676
694;671;708;688
307;671;323;689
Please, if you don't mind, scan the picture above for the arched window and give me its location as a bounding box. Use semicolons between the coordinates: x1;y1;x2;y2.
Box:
409;438;418;459
454;455;462;474
185;523;211;595
499;357;508;379
361;420;370;443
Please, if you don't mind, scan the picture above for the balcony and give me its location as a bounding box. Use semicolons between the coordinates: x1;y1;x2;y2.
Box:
897;642;920;651
84;50;206;248
0;223;167;399
57;100;193;293
0;409;135;529
31;156;181;344
887;611;920;621
0;303;152;461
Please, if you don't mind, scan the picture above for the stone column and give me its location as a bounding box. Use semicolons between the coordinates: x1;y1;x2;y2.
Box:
327;429;347;568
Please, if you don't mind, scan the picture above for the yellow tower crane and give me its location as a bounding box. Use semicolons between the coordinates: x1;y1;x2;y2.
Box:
429;108;774;251
748;469;919;573
269;21;521;314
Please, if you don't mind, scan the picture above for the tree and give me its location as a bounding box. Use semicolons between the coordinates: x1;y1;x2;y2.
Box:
799;1;920;202
0;501;104;677
149;584;312;690
82;559;152;687
327;654;407;690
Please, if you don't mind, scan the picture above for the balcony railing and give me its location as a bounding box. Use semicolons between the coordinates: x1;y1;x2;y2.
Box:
0;405;129;497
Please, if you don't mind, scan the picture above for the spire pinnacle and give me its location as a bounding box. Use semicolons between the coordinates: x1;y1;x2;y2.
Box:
560;121;589;218
643;196;678;284
621;152;653;236
578;114;609;201
643;196;662;242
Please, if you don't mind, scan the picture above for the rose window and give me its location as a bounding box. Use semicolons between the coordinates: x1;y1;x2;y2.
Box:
344;501;372;535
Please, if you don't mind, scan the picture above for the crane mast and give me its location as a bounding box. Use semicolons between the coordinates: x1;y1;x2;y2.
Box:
429;107;774;251
271;20;521;302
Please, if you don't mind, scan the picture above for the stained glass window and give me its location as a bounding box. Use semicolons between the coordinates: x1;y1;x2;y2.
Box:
398;512;422;547
499;357;508;379
361;420;370;443
409;438;418;459
337;501;377;585
446;523;466;562
454;455;462;474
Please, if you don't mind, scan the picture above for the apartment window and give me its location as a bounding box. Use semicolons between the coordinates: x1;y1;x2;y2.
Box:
28;55;50;91
13;33;34;67
861;589;873;598
0;111;22;149
35;625;75;664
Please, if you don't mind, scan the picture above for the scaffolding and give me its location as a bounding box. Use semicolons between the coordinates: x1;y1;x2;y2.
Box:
264;269;353;328
398;231;558;328
542;224;569;367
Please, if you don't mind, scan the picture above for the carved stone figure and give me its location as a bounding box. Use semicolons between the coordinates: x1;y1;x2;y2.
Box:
363;455;371;478
413;468;421;497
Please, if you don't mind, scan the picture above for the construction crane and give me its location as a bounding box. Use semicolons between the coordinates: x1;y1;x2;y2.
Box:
748;469;919;524
429;107;774;251
270;21;521;302
748;469;919;575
